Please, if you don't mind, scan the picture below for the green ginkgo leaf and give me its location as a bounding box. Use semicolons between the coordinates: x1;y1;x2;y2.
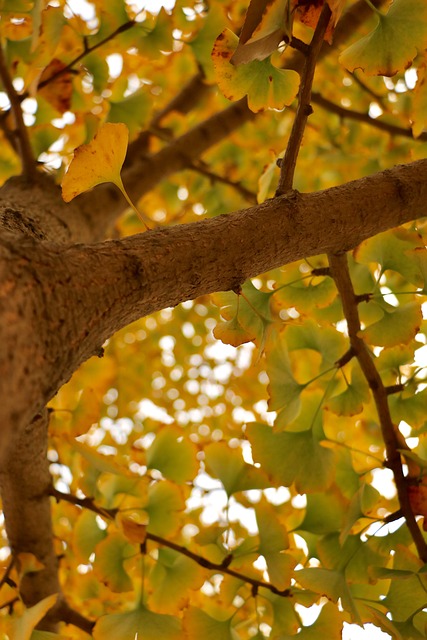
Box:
212;29;299;113
230;0;292;65
326;365;370;417
183;607;239;640
247;422;335;493
94;533;135;593
362;301;422;348
146;425;199;484
354;228;425;286
204;440;269;497
340;0;427;77
93;605;182;640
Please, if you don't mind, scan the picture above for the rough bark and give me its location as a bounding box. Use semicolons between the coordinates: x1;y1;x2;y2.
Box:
1;159;426;455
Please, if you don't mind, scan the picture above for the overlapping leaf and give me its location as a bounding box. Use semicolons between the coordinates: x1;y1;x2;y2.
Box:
212;29;299;112
247;422;335;493
93;605;182;640
340;0;427;77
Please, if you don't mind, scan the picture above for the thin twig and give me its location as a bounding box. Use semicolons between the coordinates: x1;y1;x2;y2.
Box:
51;487;291;598
276;4;332;195
37;20;137;92
328;252;427;562
56;600;95;634
312;92;427;142
0;44;36;178
0;556;15;591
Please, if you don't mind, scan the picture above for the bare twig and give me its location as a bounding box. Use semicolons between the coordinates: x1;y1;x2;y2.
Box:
37;20;136;92
328;252;427;562
312;92;427;142
0;44;36;178
276;4;332;195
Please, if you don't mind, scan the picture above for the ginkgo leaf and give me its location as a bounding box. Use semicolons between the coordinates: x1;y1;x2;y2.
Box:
146;424;199;484
339;483;381;544
118;515;147;544
256;501;295;590
325;365;370;417
412;63;427;139
16;552;44;577
362;301;422;348
93;605;182;640
294;0;345;45
144;480;185;537
383;546;427;620
213;314;257;347
204;440;269;496
389;387;427;429
298;491;347;535
148;549;206;614
11;594;58;640
247;422;335;492
339;0;427;77
408;481;427;530
183;607;239;640
230;0;292;66
354;228;425;286
279;602;345;640
295;568;360;622
212;280;273;348
73;511;107;562
38;59;72;114
62;122;129;202
93;533;135;592
274;273;337;314
212;29;300;112
265;331;306;425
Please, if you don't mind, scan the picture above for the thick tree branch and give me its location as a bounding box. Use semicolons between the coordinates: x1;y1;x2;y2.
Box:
0;411;63;631
1;159;426;453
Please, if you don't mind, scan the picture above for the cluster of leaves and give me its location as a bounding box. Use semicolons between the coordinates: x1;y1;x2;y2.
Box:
2;0;427;638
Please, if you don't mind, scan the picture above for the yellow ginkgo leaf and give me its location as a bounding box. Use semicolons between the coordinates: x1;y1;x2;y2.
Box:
62;122;150;230
61;122;128;202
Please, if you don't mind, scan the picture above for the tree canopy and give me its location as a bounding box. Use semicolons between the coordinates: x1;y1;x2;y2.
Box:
1;0;427;638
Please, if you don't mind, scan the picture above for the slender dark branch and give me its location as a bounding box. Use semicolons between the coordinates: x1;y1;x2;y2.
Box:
0;597;19;612
276;4;332;195
328;252;427;562
51;488;291;598
386;384;405;395
56;600;95;634
0;556;15;591
350;71;388;111
49;486;117;520
0;45;36;179
146;531;291;597
312;92;427;142
146;126;257;203
37;20;137;92
189;162;257;204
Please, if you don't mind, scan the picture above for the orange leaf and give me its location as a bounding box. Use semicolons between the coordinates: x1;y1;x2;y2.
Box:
38;59;72;114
